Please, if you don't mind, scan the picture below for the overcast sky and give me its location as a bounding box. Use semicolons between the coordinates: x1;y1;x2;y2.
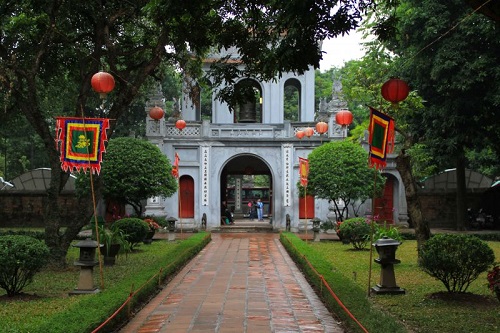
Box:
319;30;366;71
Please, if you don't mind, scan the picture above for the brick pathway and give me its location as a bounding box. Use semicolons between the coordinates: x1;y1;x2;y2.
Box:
119;233;344;332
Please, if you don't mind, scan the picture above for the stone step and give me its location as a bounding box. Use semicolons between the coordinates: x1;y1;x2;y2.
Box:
214;218;276;233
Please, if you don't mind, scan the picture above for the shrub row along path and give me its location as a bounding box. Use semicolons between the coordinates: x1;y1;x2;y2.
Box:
120;233;343;332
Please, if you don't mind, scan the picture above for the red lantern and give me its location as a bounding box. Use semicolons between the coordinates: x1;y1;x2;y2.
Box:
149;106;164;120
296;130;305;139
304;127;314;138
335;110;353;126
315;121;328;135
91;71;115;98
175;119;186;131
381;78;409;104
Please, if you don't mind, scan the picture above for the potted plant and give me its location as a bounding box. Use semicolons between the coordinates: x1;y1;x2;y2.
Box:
143;218;160;244
97;225;130;266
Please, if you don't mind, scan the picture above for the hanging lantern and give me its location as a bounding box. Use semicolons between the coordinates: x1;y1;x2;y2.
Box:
335;110;353;126
296;130;305;139
304;127;314;138
149;107;164;120
91;71;115;99
381;78;409;104
315;121;328;135
175;119;186;131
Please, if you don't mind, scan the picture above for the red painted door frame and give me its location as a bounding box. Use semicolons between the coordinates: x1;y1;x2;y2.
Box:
179;176;194;218
374;176;394;223
299;195;315;219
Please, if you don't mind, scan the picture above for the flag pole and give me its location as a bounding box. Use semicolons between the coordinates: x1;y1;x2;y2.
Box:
304;185;308;242
178;180;183;235
79;113;104;290
367;168;377;297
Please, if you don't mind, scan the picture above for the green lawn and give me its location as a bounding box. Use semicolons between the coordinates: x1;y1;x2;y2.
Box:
307;239;500;332
0;232;210;333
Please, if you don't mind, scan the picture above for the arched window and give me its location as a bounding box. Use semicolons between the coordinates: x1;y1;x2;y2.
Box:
284;78;301;121
234;79;262;123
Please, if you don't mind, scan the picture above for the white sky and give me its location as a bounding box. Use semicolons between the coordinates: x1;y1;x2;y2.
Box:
319;30;366;71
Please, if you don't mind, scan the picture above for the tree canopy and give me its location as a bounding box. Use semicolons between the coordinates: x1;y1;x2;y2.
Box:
371;0;500;230
0;0;375;264
101;137;178;217
307;140;385;220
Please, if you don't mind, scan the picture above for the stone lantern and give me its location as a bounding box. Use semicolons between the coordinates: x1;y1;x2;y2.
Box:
167;217;177;241
312;218;321;242
371;236;405;295
70;238;101;295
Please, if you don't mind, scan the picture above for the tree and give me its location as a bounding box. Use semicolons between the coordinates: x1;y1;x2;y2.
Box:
339;48;432;250
0;0;373;265
372;0;500;231
100;137;178;217
307;140;385;221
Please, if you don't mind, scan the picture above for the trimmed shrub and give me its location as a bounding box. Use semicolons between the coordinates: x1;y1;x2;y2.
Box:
338;217;371;250
112;218;149;250
0;235;50;296
419;234;495;293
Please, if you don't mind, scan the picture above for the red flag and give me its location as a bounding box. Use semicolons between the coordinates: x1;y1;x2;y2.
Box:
368;107;395;169
55;117;109;174
299;157;309;187
172;152;180;178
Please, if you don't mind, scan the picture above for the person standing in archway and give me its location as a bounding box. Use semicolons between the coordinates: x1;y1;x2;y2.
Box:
256;198;264;221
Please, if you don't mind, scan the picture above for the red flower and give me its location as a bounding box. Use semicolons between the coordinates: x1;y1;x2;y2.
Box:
144;218;160;231
487;265;500;293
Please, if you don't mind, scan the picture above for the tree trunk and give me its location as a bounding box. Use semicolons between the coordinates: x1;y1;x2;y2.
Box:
396;149;430;253
455;149;467;231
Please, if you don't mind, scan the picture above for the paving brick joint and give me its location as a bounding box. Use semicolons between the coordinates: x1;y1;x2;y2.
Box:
119;233;344;333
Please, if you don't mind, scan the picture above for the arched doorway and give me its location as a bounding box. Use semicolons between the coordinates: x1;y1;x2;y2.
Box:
220;154;272;221
374;174;395;223
179;175;194;218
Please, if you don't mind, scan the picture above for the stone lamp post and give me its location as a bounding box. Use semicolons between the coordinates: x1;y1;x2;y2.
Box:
371;236;405;295
312;218;321;242
167;217;177;241
69;238;101;295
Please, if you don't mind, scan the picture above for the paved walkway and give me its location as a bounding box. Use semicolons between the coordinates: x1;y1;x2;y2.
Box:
119;233;343;332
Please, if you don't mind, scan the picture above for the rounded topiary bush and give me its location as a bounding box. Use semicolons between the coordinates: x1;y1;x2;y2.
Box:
0;235;50;296
113;218;149;249
338;217;371;250
419;234;495;293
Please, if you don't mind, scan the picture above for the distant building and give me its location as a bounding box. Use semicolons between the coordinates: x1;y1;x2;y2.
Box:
144;48;410;231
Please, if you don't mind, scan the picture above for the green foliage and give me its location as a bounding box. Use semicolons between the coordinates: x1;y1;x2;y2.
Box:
112;218;149;250
284;85;299;121
0;233;210;332
338;217;371;250
280;233;408;333
373;222;403;243
102;137;178;216
419;234;495;293
308;140;385;220
96;225;131;256
376;0;500;171
0;230;45;240
0;235;50;296
307;236;500;332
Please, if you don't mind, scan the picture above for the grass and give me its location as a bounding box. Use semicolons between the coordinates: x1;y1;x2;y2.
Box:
282;233;500;333
2;230;498;332
0;232;210;333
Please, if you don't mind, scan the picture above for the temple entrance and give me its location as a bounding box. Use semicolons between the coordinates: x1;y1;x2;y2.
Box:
221;155;272;222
